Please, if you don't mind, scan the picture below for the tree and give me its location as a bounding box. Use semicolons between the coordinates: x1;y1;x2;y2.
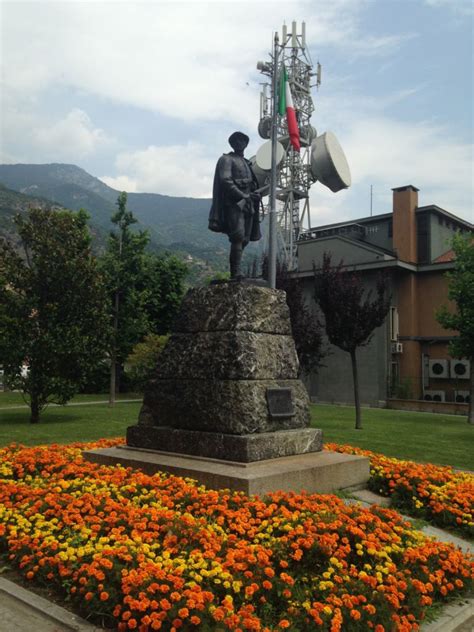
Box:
139;254;188;335
437;233;474;424
100;193;188;403
0;208;110;423
125;333;169;391
313;252;391;429
100;192;150;405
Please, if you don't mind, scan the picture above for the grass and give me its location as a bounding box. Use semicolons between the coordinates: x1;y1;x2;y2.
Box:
0;391;140;408
0;393;472;471
0;398;141;446
312;404;474;471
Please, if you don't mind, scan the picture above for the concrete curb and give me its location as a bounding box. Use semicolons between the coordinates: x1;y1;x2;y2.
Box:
420;598;473;631
0;577;101;631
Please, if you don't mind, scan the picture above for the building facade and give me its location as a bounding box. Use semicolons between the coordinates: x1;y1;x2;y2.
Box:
296;185;473;405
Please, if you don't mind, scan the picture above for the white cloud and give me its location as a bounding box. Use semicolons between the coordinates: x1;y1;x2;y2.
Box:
1;0;404;130
343;116;473;218
424;0;473;15
99;174;138;193
105;142;215;197
33;109;110;158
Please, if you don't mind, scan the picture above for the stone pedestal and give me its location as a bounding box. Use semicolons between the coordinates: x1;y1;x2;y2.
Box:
127;282;318;462
84;447;370;496
84;282;370;494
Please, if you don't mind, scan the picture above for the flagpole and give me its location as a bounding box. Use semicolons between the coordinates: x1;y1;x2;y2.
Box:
268;31;279;290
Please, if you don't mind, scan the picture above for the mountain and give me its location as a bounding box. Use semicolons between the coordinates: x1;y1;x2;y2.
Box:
0;163;247;281
0;182;112;251
0;163;215;244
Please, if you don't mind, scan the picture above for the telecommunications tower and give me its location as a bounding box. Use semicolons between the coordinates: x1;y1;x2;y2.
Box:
254;21;351;275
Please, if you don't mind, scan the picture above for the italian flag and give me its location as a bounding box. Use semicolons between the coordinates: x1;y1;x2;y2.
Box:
278;67;300;151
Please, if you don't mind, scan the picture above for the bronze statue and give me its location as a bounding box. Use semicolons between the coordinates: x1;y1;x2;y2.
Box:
208;131;261;279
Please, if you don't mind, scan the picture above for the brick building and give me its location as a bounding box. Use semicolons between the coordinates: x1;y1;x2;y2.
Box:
295;185;473;406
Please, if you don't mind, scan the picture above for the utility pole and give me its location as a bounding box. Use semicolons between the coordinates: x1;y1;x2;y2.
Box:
268;31;280;289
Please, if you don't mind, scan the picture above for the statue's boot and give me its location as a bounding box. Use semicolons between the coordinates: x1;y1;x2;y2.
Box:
230;243;243;279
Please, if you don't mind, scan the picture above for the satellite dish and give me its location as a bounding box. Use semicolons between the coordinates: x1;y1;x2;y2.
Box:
258;116;272;139
300;124;317;146
310;131;351;192
255;139;285;171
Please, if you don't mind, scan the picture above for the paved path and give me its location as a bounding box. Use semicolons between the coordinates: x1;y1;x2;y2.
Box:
0;578;100;631
0;399;141;411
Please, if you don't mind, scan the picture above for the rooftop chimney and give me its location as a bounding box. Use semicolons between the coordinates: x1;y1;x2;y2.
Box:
392;185;419;263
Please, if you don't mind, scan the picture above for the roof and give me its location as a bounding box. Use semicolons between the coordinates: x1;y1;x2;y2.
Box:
299;233;395;257
416;205;473;231
433;249;455;263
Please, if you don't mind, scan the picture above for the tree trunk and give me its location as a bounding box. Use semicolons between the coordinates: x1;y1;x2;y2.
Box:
350;348;362;430
30;396;40;424
109;287;120;407
469;356;474;425
109;354;116;407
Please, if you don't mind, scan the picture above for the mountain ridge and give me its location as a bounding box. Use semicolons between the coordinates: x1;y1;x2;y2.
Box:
0;163;256;282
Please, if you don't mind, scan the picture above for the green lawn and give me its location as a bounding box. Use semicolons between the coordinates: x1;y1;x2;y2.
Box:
0;395;472;471
0;391;140;408
0;399;141;446
312;404;474;471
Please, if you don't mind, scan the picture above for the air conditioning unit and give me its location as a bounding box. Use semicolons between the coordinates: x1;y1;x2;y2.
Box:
454;390;471;404
450;359;470;380
391;342;403;354
424;390;446;402
428;359;449;379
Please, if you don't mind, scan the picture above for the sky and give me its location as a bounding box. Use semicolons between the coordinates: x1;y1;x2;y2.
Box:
1;0;473;228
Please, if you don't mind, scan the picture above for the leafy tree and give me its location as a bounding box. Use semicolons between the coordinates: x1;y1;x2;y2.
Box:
140;254;188;335
101;193;187;403
437;233;474;424
125;333;169;391
313;252;391;429
100;192;150;404
0;208;109;423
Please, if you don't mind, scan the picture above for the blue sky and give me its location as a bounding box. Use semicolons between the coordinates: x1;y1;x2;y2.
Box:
1;0;472;226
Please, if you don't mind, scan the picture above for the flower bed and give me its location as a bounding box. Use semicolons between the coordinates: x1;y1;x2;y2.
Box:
326;443;474;539
0;440;472;631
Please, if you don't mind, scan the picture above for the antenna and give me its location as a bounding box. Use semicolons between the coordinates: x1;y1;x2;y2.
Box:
255;21;350;272
256;21;317;270
370;185;373;216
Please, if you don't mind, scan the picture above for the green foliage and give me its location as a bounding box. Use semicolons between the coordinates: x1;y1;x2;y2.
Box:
206;271;230;284
313;253;391;353
100;193;187;392
100;192;151;367
436;233;474;359
0;208;110;422
392;376;414;400
139;254;188;334
313;253;391;429
436;233;474;423
125;334;169;391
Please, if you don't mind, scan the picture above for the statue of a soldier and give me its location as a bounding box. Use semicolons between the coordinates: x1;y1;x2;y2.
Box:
208;131;261;279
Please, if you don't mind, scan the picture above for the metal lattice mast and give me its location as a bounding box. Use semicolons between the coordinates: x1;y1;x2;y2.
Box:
257;21;320;271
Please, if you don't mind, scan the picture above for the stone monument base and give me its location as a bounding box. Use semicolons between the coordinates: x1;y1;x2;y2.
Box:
83;446;370;496
127;426;322;463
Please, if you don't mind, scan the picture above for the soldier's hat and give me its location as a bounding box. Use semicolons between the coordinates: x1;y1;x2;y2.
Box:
228;131;249;148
